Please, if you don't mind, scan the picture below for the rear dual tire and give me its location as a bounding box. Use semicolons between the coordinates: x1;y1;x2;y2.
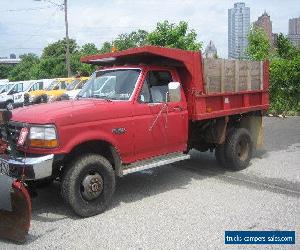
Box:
215;128;253;170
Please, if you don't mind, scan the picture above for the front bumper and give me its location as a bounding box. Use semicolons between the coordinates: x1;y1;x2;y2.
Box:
13;102;24;109
0;154;54;180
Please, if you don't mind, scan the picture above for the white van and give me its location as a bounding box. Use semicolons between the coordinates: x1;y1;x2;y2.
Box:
0;81;33;109
0;79;54;109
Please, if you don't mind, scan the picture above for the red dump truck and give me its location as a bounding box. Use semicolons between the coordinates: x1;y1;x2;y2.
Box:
0;46;269;242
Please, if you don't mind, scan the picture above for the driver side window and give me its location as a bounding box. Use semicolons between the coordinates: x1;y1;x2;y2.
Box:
139;79;151;103
139;70;173;103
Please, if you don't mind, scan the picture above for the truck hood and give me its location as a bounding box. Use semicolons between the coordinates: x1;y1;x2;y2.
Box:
11;99;131;126
28;90;46;97
46;89;66;97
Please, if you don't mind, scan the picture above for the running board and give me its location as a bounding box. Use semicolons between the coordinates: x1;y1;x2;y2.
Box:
122;153;190;175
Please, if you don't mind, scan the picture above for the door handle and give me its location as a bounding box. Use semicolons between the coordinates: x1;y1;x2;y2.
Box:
173;106;183;112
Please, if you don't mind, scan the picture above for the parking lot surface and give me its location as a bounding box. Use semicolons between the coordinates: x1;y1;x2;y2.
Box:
1;116;300;249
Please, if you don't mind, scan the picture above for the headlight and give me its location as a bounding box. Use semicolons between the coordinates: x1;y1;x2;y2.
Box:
29;95;35;102
29;125;58;148
48;95;57;102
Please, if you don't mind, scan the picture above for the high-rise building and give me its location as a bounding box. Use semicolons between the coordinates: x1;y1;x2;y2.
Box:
254;12;272;43
288;17;300;47
254;11;277;48
228;2;250;59
203;41;218;58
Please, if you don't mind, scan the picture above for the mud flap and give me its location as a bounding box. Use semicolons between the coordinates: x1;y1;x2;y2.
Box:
0;175;31;243
240;115;264;149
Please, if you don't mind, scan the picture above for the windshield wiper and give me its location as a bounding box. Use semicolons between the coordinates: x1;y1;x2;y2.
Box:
91;94;112;101
75;94;113;101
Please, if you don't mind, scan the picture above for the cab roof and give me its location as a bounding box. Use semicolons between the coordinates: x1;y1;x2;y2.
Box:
80;46;202;69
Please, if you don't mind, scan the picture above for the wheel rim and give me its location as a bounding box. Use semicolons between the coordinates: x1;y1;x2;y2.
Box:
6;102;13;110
236;138;249;161
80;173;103;201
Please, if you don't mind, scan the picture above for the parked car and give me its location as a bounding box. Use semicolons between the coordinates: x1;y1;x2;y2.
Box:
51;77;89;101
25;78;74;105
0;81;33;109
0;83;14;94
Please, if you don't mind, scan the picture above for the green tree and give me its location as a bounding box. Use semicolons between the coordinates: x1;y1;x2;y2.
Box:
114;30;148;51
276;33;298;59
71;43;99;76
0;64;14;79
246;26;270;60
42;38;78;58
270;55;300;112
147;21;202;51
9;53;40;81
34;38;79;78
99;42;113;54
80;43;99;55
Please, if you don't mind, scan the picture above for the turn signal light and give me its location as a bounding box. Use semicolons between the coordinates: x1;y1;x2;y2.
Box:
29;139;58;148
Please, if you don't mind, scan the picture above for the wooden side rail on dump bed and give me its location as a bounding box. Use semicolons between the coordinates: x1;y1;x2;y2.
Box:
192;58;269;120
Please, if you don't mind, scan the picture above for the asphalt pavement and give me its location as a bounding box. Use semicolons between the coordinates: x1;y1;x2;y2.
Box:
1;116;300;250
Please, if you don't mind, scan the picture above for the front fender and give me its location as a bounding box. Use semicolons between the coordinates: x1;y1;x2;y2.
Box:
61;129;120;155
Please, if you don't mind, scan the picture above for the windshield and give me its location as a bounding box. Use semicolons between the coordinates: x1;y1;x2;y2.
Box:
46;81;59;91
66;79;80;91
5;84;13;92
78;69;140;100
0;85;6;92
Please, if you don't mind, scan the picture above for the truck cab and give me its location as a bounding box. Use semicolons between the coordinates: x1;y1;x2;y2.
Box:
0;46;269;218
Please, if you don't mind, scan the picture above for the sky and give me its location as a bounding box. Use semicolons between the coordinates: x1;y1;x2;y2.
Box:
0;0;299;58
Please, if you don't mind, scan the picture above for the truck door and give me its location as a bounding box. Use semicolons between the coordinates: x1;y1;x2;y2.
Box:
166;82;188;153
144;70;188;153
133;72;169;160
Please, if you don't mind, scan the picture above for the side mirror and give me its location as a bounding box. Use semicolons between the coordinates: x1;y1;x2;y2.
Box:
168;82;181;102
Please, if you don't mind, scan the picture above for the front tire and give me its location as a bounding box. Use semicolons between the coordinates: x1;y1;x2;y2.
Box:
225;128;253;170
61;154;115;217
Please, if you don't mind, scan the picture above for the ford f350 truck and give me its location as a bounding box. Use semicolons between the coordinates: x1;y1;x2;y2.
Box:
0;46;269;242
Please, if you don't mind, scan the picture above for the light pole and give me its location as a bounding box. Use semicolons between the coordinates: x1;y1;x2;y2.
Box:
34;0;71;77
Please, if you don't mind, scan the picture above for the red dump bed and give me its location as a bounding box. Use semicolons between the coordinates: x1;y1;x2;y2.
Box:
81;46;269;121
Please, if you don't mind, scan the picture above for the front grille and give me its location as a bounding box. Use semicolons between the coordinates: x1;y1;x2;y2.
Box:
8;122;22;144
0;121;23;145
24;93;29;105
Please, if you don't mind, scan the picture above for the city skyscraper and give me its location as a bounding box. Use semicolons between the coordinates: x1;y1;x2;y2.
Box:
288;17;300;47
254;12;272;44
228;2;250;59
254;11;277;48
